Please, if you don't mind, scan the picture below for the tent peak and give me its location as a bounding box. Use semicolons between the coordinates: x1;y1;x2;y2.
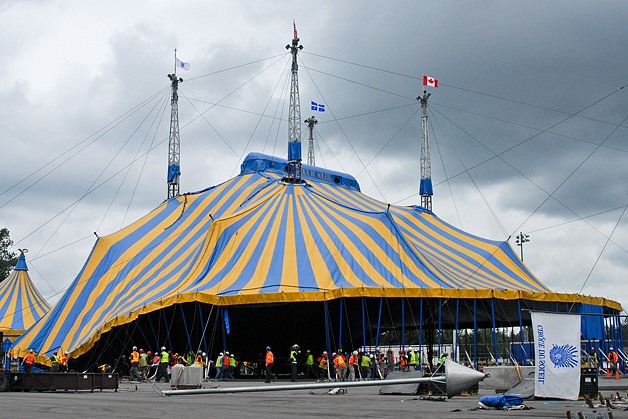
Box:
14;250;28;271
240;152;361;192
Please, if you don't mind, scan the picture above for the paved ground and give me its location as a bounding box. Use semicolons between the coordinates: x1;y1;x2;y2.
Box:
3;378;628;418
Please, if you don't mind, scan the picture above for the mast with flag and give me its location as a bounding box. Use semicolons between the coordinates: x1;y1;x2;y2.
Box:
166;49;189;199
418;74;438;211
285;20;304;183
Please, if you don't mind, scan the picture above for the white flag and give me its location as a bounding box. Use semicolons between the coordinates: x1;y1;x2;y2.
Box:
531;312;581;400
176;58;190;71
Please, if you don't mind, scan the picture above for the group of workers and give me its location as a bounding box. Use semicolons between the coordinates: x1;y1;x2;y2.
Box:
126;346;208;382
585;346;623;380
19;349;73;374
264;345;436;383
122;343;450;383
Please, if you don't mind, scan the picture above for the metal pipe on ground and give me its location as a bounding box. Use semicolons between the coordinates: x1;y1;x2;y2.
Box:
162;360;486;398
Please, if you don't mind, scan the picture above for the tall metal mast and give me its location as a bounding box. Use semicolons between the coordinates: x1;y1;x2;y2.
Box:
285;22;303;183
418;90;433;211
167;50;183;199
305;116;318;166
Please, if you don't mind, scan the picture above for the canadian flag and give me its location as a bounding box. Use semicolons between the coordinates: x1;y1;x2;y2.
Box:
423;75;438;88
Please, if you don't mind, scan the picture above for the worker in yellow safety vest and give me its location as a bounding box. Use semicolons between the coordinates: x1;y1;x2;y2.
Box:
317;351;329;382
360;352;373;380
155;346;170;383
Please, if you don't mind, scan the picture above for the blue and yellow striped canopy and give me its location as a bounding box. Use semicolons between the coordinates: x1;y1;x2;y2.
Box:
0;253;50;337
11;153;620;362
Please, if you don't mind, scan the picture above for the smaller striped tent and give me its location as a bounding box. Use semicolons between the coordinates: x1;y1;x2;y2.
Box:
0;251;51;338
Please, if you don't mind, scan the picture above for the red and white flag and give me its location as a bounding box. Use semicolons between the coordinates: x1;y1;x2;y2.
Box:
423;75;438;88
293;20;298;39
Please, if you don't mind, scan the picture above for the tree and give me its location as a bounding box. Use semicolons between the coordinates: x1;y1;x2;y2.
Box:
0;228;18;281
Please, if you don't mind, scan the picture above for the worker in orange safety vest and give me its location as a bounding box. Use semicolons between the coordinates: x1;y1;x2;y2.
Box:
23;349;36;374
264;346;275;383
333;351;348;381
129;346;141;381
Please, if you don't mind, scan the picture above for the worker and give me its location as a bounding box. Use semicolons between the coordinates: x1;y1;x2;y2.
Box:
50;350;60;372
399;349;408;371
265;346;275;383
408;347;419;371
129;346;140;381
222;351;232;379
138;349;148;380
360;352;372;381
588;347;598;370
215;352;223;380
608;347;619;380
23;349;36;374
317;351;329;382
333;352;347;381
437;352;448;372
305;349;317;379
60;351;69;372
155;346;170;383
290;344;300;382
195;350;205;367
386;349;395;376
98;363;111;373
147;351;158;380
229;354;237;379
348;351;358;381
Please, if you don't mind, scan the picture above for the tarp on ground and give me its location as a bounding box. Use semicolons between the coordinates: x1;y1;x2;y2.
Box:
11;153;621;363
0;252;51;337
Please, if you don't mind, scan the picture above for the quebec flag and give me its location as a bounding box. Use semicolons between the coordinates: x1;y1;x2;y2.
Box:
532;312;581;400
311;101;325;112
176;57;191;71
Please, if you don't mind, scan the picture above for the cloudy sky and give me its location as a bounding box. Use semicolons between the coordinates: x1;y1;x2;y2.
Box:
1;1;626;314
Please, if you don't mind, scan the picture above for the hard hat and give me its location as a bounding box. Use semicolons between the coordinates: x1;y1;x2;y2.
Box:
29;349;34;353
225;351;229;355
306;349;310;353
323;351;328;355
65;351;69;355
147;351;152;355
266;346;271;351
610;347;614;350
132;346;137;350
198;350;202;354
139;349;144;353
332;352;337;356
202;352;206;356
220;352;224;356
353;351;358;355
232;354;235;358
161;346;166;350
54;351;58;354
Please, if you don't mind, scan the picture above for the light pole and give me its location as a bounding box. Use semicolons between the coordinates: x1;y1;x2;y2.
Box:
515;232;530;261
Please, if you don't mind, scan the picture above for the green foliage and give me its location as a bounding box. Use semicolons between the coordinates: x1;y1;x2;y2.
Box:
0;228;18;281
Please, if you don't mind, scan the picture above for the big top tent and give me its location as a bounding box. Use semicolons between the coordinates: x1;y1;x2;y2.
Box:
10;153;621;368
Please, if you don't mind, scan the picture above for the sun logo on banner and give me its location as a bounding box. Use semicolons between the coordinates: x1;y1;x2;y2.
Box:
549;344;579;368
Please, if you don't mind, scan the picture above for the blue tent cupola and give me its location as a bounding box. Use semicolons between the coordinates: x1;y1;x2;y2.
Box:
14;251;28;271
